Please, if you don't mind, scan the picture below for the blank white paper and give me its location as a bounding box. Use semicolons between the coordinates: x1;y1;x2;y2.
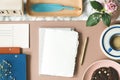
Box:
0;24;29;48
39;28;79;77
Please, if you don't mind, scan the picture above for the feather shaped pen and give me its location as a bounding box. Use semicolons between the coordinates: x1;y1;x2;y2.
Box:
31;3;75;12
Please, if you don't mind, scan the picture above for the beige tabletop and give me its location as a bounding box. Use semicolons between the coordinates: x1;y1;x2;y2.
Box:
0;21;116;80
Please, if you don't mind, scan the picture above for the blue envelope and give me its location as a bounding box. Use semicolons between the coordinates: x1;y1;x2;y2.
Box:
0;54;26;80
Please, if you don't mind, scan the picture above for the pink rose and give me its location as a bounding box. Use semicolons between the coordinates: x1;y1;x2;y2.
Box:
95;0;118;13
105;1;118;13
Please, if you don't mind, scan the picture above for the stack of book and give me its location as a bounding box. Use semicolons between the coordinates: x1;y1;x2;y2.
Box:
0;47;27;80
0;24;28;80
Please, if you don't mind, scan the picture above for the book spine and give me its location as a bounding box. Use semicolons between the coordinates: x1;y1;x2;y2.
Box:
0;47;21;54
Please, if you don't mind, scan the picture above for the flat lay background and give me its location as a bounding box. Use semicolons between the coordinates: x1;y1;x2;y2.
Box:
0;0;120;21
0;0;120;80
1;21;118;80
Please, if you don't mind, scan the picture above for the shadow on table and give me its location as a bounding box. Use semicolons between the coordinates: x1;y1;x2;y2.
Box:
112;21;120;25
74;33;83;76
27;55;31;80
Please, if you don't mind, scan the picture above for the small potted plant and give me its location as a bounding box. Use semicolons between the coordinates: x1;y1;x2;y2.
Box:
86;0;119;27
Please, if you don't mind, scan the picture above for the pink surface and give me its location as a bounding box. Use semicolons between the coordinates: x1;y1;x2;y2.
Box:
83;60;120;80
0;21;119;80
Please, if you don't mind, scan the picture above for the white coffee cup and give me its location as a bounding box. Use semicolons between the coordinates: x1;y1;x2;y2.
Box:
100;24;120;60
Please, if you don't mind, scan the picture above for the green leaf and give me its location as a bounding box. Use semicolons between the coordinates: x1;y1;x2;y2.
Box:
90;1;103;12
102;13;111;26
86;13;101;26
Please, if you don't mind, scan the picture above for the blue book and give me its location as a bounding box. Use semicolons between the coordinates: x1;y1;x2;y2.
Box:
0;54;26;80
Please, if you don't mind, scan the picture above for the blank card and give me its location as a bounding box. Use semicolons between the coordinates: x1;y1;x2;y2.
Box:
0;24;29;48
39;28;79;77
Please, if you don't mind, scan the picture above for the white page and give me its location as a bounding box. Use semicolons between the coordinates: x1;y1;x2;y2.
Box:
39;28;73;71
39;28;79;77
0;24;29;48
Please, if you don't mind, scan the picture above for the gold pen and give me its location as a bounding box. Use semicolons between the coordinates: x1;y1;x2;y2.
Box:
80;37;89;65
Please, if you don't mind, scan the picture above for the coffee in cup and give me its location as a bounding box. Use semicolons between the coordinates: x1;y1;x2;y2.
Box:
110;34;120;50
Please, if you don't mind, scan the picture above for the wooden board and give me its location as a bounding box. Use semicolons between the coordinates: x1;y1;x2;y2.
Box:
26;0;82;16
0;21;118;80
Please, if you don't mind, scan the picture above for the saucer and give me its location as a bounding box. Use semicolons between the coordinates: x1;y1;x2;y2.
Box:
100;25;120;60
82;60;120;80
